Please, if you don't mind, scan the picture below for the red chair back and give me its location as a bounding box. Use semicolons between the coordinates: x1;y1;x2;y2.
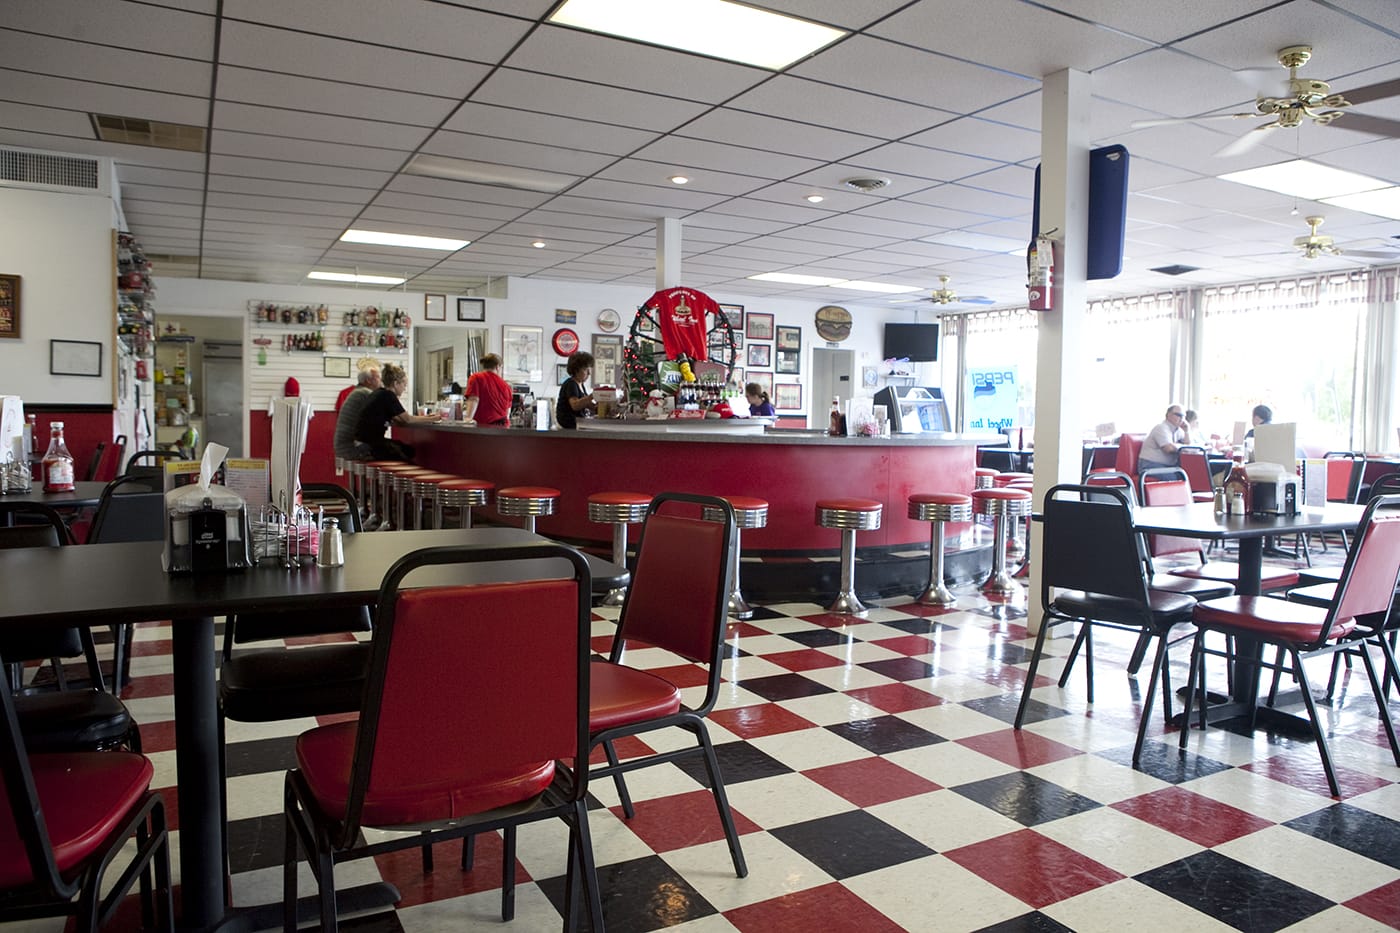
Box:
1140;478;1205;560
1084;471;1136;504
1330;497;1400;633
1325;455;1362;503
1177;446;1213;495
1115;433;1144;478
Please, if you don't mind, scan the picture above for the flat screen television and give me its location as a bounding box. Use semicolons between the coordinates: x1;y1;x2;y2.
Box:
883;322;940;362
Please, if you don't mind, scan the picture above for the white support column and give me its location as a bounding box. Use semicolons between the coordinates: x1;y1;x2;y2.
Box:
1028;69;1091;635
656;218;682;291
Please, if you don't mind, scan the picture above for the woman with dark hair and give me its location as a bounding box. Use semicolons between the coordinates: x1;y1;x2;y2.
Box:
463;353;512;426
354;362;441;461
556;351;596;430
745;382;775;416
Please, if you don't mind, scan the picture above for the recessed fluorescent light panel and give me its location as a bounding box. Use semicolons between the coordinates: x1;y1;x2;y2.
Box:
405;154;577;194
1219;159;1389;202
1323;186;1400;221
829;281;922;294
920;231;1027;253
307;271;407;285
549;0;846;70
340;229;469;251
748;272;844;286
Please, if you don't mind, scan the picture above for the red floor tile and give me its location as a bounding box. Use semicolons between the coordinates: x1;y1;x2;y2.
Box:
131;638;173;658
1242;753;1391;799
611;789;760;852
847;682;944;714
868;634;937;657
725;881;907;933
285;632;357;646
1111;786;1273;847
373;834;525;907
957;729;1083;770
123;673;175;699
887;603;961;618
710;703;818;739
139;718;179;754
315;711;358;727
945;830;1124;908
803;757;941;807
726;621;771;640
765;648;848;672
1345;878;1400;928
798;611;868;629
590;634;616;654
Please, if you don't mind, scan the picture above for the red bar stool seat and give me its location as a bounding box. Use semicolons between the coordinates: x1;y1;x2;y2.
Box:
703;496;769;619
385;467;436;531
815;498;883;616
971;488;1032;601
497;486;560;534
974;468;999;490
433;478;494;529
588;492;652;606
908;492;973;606
992;471;1034;487
405;472;454;530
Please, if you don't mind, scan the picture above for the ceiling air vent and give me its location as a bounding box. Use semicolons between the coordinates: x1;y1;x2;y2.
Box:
0;148;100;190
1150;264;1201;276
841;176;891;193
92;114;206;153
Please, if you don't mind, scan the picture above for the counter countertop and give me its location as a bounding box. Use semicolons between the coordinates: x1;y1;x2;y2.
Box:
414;419;1000;447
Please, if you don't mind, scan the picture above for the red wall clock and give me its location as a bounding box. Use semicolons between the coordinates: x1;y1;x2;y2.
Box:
552;328;580;356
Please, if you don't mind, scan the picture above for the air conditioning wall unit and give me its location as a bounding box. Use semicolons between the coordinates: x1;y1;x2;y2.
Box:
0;147;114;198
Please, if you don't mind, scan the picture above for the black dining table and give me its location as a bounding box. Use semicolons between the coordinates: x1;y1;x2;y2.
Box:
0;480;107;511
0;527;624;931
1131;501;1368;729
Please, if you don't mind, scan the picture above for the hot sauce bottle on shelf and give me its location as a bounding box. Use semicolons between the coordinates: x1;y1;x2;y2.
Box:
42;421;75;493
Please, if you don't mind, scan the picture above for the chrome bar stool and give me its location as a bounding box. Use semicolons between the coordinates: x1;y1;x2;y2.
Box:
379;464;428;531
346;460;368;518
406;472;453;530
992;471;1034;488
587;491;652;607
361;461;400;528
971;487;1032;601
703;495;768;620
908;492;973;607
974;468;999;490
815;498;883;616
433;478;494;529
1002;478;1035;568
496;486;560;534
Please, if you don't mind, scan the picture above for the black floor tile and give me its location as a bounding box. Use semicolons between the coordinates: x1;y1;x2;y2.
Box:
964;693;1070;726
859;657;939;682
826;715;945;755
878;617;952;636
987;640;1039;665
671;739;794;787
1097;742;1232;785
781;628;862;648
228;813;288;874
537;853;716;933
1135;850;1333;932
742;606;786;621
740;672;836;702
1284;803;1400;869
769;809;934;880
974;912;1076;933
951;772;1101;827
226;735;299;778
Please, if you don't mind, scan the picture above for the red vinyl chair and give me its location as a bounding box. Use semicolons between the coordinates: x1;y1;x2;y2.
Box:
0;665;172;933
283;543;603;933
589;492;748;879
1181;494;1400;797
1175;446;1216;503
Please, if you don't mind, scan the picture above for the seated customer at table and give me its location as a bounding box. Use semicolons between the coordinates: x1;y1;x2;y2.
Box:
556;351;596;430
354;362;442;461
1138;404;1186;472
332;358;380;462
463;353;513;427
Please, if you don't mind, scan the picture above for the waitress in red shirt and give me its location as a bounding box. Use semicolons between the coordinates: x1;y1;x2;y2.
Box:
463;353;513;426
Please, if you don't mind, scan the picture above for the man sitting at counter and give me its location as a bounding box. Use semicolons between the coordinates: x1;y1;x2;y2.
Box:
556;351;597;430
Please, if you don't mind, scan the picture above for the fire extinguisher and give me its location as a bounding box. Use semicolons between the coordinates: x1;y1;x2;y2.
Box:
1027;233;1054;311
135;359;149;381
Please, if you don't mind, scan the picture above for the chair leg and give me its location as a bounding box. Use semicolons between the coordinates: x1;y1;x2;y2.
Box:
1083;624;1095;704
695;721;748;878
1133;632;1171;768
603;739;635;818
136;818;154;930
502;826;516;922
282;807;299;933
1290;647;1340;798
461;833;475;870
1058;623;1089;689
1357;641;1400;766
316;847;338;933
154;803;174;933
1126;629;1153;676
1179;633;1204;750
572;799;606;933
1266;645;1289;707
421;839;433;872
1014;615;1054;730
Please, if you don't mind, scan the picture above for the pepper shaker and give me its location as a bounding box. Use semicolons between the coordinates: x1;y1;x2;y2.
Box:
317;518;344;567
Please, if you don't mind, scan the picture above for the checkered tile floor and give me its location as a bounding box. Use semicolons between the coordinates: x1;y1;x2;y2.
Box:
10;568;1400;933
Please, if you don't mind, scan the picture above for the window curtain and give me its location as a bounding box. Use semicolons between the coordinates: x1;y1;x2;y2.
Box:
1359;266;1400;452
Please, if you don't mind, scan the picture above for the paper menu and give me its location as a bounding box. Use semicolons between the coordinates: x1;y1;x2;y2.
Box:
1;396;23;462
269;399;312;512
225;459;270;512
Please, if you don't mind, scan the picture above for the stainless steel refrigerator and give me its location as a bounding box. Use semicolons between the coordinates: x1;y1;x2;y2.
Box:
201;341;244;455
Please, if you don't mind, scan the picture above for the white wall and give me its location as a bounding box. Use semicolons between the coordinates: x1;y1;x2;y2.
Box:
0;187;116;404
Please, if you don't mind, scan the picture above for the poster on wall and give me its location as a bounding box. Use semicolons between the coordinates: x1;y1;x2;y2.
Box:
964;366;1018;431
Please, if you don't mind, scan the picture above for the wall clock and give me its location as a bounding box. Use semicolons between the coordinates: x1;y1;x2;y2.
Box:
814;305;852;342
552;328;580;356
597;308;620;333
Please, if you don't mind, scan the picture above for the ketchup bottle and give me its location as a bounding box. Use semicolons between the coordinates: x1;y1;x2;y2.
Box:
42;421;75;493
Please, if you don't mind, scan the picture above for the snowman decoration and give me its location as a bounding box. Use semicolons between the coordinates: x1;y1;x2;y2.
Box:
644;389;669;420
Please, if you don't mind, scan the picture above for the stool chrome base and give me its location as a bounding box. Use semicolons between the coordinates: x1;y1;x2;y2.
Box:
728;592;754;620
827;590;868;616
917;581;959;608
601;586;628;608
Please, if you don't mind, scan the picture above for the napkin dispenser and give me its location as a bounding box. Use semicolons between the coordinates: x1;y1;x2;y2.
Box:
166;496;253;574
1246;463;1299;517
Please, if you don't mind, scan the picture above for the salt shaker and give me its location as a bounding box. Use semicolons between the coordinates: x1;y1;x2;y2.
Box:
317;518;344;567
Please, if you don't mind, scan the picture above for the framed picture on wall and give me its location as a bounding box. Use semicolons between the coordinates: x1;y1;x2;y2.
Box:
0;274;19;339
592;334;623;387
50;339;102;377
775;383;802;411
719;303;744;332
323;356;351;378
730;366;744;388
424;294;446;322
502;324;543;382
457;298;486;322
775;349;800;374
746;312;773;340
749;371;772;396
556;363;570;385
776;325;801;351
746;343;771;368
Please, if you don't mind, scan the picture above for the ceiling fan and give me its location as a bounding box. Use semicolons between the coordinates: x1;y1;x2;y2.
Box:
1291;215;1400;261
923;275;994;306
1131;46;1400;157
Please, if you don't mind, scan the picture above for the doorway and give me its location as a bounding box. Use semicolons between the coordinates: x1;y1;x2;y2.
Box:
811;348;855;420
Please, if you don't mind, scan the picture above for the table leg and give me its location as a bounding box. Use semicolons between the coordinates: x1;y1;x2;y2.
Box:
172;615;223;930
1235;537;1263;597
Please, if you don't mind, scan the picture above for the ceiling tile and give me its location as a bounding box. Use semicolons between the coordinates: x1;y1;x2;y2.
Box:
439;102;659;156
216;66;455;126
728;76;954;139
471;69;709;133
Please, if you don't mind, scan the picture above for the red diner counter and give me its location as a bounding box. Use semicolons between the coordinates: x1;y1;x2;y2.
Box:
398;419;1000;554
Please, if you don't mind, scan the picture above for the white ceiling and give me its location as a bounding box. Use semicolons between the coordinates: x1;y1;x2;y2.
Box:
2;0;1399;309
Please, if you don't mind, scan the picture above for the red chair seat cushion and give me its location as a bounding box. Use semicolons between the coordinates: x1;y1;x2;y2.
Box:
1170;561;1299;590
296;721;555;827
0;752;153;887
589;662;682;732
1194;595;1356;644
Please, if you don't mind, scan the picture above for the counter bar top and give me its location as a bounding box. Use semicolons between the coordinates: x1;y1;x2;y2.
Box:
420;419;1003;447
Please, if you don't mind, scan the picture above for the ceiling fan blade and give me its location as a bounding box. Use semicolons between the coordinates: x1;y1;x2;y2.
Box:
1332;111;1400;138
1345;248;1400;260
1130;112;1259;129
1214;122;1276;158
1232;67;1289;97
1341;77;1400;106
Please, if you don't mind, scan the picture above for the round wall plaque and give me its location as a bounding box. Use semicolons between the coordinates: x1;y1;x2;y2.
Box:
814;305;852;342
597;308;620;333
552;328;580;356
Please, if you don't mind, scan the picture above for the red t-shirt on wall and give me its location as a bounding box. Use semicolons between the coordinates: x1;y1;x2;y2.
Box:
466;370;513;425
